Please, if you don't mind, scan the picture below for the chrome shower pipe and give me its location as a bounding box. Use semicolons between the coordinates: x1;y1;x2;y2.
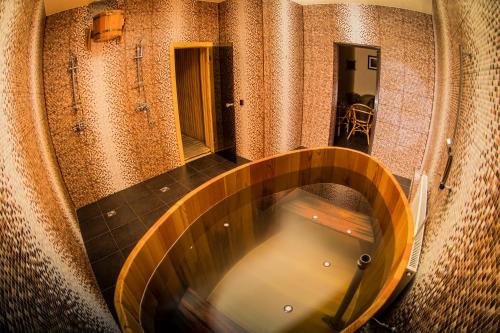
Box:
68;55;80;112
134;43;144;93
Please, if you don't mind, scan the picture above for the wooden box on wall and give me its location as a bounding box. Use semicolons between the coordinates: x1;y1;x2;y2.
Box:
89;9;124;43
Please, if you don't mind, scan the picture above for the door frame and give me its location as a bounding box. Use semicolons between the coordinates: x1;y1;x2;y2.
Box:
329;42;381;154
170;42;216;164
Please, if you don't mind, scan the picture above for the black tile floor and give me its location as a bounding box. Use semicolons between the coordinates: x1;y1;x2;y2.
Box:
333;127;370;154
76;152;411;323
394;174;412;197
76;154;249;321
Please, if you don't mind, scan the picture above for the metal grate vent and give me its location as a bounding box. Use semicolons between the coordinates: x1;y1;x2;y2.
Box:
408;222;426;272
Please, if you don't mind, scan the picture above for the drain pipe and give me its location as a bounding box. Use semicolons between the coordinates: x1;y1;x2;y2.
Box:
329;254;372;329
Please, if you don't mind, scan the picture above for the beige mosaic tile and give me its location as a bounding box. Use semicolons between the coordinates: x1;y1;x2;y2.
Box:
263;0;304;155
44;0;220;207
302;4;435;179
0;1;117;331
383;0;500;331
219;0;265;161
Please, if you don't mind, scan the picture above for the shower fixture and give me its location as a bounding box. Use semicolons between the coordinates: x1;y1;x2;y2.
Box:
68;55;81;113
68;55;85;134
133;41;153;127
134;42;144;92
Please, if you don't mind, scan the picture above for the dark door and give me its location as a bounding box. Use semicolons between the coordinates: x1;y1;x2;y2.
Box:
212;45;236;162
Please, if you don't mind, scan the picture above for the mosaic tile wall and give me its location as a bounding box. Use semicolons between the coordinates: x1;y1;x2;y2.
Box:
263;0;304;155
382;0;499;331
219;0;265;160
46;0;307;207
301;4;435;178
44;0;219;208
302;183;372;216
0;0;118;331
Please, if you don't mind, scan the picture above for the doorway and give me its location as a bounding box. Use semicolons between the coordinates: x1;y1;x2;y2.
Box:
171;42;236;163
332;44;380;153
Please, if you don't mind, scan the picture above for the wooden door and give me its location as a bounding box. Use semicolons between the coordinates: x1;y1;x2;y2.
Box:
211;45;236;161
175;48;205;142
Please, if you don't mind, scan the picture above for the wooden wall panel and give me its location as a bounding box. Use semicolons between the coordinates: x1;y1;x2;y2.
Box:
175;48;205;142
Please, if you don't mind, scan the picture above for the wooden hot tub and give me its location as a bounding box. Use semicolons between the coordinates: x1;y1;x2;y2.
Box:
115;147;413;333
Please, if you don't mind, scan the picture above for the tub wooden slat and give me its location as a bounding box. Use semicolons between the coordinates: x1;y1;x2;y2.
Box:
115;147;413;333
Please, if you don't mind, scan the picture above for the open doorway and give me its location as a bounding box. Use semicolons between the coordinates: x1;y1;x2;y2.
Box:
332;44;380;153
171;43;236;163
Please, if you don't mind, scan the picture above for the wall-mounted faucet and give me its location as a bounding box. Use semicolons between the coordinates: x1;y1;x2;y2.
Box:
135;102;149;113
72;121;85;134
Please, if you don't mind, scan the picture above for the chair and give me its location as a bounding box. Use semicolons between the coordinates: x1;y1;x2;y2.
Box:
336;104;353;136
360;94;375;109
347;103;374;145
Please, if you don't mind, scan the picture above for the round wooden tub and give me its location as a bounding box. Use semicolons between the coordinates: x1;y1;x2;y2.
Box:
115;147;413;333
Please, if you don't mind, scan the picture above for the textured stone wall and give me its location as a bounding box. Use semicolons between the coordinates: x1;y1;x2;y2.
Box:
219;0;265;160
44;0;219;207
301;4;435;179
45;0;306;207
383;0;499;331
0;0;118;331
263;0;304;155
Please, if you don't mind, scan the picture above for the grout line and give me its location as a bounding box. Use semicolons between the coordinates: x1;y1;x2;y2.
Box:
106;218;137;233
90;249;123;266
128;195;165;217
81;218;108;244
136;213;150;230
78;210;105;225
101;284;116;293
101;212;123;260
83;229;112;245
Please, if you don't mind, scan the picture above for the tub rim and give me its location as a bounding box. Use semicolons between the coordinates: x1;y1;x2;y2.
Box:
114;147;414;333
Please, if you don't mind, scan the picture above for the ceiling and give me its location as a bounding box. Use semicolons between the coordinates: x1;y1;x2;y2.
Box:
292;0;432;13
44;0;92;16
44;0;432;16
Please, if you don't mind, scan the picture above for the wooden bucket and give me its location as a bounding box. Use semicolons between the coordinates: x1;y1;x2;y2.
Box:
91;9;124;43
